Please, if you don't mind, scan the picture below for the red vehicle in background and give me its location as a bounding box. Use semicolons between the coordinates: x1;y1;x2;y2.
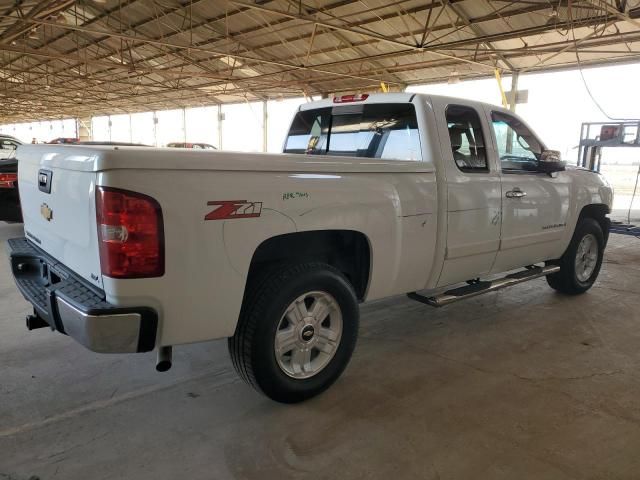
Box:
0;157;20;222
0;135;21;222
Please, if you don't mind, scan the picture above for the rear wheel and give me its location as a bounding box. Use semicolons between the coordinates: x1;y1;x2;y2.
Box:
546;217;604;295
228;263;359;403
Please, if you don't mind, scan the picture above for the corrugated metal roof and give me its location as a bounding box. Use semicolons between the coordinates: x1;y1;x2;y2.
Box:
0;0;638;122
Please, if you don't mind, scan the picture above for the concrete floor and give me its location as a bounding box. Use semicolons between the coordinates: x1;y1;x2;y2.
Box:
1;222;640;480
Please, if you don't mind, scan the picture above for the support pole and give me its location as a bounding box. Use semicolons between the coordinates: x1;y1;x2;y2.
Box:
504;70;520;154
153;112;158;147
509;71;519;112
263;100;268;152
182;108;187;143
217;104;223;150
494;69;508;108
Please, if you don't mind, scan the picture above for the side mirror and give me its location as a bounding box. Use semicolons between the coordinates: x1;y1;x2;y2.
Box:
538;149;565;173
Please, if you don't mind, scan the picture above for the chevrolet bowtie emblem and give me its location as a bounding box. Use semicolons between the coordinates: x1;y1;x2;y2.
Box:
40;203;53;222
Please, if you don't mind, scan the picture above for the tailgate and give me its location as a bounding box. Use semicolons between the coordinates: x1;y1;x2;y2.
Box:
17;145;103;288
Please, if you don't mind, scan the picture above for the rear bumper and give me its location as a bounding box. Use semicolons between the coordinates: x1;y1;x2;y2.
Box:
7;237;157;353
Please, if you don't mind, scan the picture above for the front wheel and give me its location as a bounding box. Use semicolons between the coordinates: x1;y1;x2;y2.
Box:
228;263;359;403
546;217;604;295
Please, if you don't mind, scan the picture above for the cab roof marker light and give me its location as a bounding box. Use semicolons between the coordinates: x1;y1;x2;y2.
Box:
333;94;369;103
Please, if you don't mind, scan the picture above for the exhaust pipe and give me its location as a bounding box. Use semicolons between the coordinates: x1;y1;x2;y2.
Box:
26;313;49;330
156;346;172;372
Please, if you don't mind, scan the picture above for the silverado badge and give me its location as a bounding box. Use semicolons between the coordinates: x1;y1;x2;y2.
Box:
40;203;53;222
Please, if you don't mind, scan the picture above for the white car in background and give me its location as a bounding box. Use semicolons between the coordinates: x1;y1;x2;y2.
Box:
0;135;21;159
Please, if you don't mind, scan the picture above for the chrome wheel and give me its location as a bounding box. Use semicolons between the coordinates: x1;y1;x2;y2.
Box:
575;233;598;282
274;290;342;379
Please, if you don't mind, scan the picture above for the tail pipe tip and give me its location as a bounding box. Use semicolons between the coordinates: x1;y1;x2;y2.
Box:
156;346;173;372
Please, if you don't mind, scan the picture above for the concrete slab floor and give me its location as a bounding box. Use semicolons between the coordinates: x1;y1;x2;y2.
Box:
1;221;640;480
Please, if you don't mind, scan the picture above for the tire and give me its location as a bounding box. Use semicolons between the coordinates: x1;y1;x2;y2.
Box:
228;262;359;403
546;217;604;295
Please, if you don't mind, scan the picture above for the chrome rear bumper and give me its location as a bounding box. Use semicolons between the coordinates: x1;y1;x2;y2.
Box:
7;237;157;353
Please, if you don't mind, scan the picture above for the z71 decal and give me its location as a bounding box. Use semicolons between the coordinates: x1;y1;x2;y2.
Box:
205;200;263;220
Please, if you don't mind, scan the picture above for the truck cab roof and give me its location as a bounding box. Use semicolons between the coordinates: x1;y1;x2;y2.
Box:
299;92;511;117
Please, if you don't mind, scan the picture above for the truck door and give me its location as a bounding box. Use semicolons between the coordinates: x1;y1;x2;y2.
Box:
433;100;502;287
486;109;570;273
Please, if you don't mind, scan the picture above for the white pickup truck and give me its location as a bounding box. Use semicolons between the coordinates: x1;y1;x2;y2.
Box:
7;93;612;403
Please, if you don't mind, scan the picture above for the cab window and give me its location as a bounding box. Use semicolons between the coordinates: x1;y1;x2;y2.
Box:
284;108;331;154
326;104;422;161
491;112;543;172
284;104;421;161
444;105;488;172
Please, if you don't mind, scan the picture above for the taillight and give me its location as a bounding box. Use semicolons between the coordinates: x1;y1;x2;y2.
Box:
333;93;369;103
0;173;17;188
96;186;164;278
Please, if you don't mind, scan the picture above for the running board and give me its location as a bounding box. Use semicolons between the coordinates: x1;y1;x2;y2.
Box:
407;265;560;308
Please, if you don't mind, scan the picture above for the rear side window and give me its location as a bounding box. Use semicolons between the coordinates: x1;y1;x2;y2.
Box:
445;105;488;172
284;103;422;161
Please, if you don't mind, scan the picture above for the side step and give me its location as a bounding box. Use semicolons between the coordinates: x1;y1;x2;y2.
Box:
407;265;560;308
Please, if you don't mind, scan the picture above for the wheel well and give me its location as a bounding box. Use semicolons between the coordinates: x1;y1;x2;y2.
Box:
579;204;611;245
248;230;371;300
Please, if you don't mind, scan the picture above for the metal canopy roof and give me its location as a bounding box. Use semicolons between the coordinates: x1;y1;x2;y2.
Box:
0;0;639;123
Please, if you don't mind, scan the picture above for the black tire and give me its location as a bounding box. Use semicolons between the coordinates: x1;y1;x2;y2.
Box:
546;217;604;295
228;262;359;403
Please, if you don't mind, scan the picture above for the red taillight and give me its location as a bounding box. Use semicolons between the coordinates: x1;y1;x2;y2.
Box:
333;93;369;103
0;173;17;188
96;187;164;279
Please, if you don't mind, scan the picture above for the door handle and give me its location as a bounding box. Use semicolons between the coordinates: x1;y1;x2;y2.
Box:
505;188;526;199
